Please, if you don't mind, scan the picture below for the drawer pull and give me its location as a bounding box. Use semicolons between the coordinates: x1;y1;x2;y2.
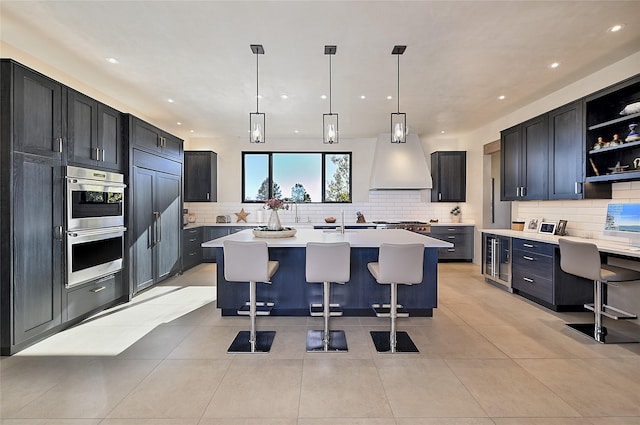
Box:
523;277;534;283
447;228;456;231
523;256;534;261
523;243;534;248
91;286;106;293
447;236;456;239
189;229;197;234
447;248;455;252
189;238;197;242
189;252;196;256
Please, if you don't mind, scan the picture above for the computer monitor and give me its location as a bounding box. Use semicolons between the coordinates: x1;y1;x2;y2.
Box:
604;203;640;246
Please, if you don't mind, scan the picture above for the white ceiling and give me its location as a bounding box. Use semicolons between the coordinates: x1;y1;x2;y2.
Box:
2;1;640;142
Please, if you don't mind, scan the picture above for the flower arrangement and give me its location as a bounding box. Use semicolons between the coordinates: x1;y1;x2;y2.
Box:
264;198;289;211
450;206;461;216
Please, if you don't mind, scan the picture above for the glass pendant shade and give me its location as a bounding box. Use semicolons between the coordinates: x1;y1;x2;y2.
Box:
391;112;406;143
323;113;338;144
249;112;265;144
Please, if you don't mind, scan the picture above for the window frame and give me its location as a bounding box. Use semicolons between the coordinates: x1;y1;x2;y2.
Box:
241;151;352;203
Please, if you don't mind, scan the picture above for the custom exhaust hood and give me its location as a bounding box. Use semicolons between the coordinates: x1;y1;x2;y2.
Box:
369;133;433;190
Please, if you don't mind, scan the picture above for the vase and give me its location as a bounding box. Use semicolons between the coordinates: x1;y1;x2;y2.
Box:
267;210;283;231
451;214;461;223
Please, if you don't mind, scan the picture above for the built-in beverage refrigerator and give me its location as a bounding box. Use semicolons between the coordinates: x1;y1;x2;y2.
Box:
482;233;512;291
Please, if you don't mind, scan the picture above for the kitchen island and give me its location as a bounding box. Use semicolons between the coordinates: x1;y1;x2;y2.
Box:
202;228;452;316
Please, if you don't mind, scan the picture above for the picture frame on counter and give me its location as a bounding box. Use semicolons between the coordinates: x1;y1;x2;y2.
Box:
523;217;543;233
556;219;568;236
538;221;557;235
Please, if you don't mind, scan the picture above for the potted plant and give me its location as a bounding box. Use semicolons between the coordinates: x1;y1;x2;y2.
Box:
450;206;461;223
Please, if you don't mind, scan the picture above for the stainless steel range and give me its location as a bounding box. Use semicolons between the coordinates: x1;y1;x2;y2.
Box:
373;221;431;234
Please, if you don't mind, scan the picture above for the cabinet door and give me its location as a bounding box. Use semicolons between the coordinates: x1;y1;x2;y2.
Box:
155;171;181;281
184;151;217;202
132;118;161;153
548;101;584;200
67;89;98;167
13;65;63;159
12;153;63;345
98;103;123;171
161;132;183;161
500;125;521;201
431;151;466;202
521;114;549;200
132;166;156;292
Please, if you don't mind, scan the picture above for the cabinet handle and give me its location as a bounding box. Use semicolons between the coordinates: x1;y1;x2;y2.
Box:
447;228;456;231
523;255;534;261
516;187;520;197
206;192;210;200
447;236;456;239
102;148;106;162
91;286;106;293
188;252;196;256
157;212;162;242
95;147;100;160
57;137;63;153
55;225;63;240
153;211;160;245
438;192;442;201
189;238;197;242
521;186;526;197
447;248;455;252
523;243;534;248
523;277;534;283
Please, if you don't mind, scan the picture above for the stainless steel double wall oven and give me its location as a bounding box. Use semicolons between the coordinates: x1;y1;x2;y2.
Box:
65;166;126;288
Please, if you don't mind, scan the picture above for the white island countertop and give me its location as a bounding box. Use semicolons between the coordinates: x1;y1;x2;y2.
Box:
202;228;454;248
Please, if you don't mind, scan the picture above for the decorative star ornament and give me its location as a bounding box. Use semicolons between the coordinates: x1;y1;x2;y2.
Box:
234;208;250;223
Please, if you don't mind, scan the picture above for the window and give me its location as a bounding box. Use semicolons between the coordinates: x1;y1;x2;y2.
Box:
242;152;351;203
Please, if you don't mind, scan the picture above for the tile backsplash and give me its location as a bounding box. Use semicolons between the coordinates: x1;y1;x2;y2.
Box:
185;190;473;226
513;180;640;243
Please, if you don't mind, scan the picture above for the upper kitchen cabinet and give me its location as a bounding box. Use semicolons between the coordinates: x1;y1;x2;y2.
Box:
8;61;64;160
184;150;217;202
548;100;611;200
501;114;549;201
67;89;124;172
431;151;466;202
584;74;640;184
128;115;183;161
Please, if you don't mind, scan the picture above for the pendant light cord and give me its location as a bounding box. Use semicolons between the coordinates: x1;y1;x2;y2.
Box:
329;54;333;114
397;53;400;113
256;52;259;113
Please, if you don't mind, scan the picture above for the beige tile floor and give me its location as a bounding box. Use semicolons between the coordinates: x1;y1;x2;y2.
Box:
2;262;640;425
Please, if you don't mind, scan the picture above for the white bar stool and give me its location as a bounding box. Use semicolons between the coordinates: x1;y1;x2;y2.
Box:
223;240;279;353
559;238;640;343
368;243;424;353
305;242;351;352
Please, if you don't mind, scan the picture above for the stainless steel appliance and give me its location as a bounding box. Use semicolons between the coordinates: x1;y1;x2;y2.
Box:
66;227;125;288
373;221;431;234
66;166;125;231
482;233;512;291
65;166;126;287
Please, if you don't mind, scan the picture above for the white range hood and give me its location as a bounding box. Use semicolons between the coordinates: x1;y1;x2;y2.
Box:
369;133;433;190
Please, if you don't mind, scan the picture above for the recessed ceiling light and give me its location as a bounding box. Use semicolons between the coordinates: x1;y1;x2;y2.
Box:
360;95;366;100
387;95;393;100
167;98;174;103
321;95;327;100
441;130;446;134
280;94;288;99
177;122;182;126
549;62;560;69
189;129;194;133
498;95;506;100
105;57;119;64
609;24;624;32
294;130;299;134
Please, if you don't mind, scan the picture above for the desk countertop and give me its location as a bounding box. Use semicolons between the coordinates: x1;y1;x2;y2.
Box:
479;228;640;258
202;228;454;249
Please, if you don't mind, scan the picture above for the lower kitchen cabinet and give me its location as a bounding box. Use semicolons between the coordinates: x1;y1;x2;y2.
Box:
129;150;182;293
202;226;248;262
182;227;203;271
511;237;592;310
429;225;474;261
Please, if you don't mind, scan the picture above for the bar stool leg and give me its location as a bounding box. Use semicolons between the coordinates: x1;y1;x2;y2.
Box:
594;280;605;343
227;280;276;354
389;283;397;353
249;280;257;352
306;280;348;352
323;281;330;349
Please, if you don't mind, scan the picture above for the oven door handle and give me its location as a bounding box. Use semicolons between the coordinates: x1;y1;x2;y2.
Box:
67;226;127;238
67;178;127;190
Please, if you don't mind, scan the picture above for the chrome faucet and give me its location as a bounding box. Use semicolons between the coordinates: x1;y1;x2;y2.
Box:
293;202;300;223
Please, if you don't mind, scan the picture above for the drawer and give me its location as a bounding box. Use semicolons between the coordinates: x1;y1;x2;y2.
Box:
512;249;553;276
512;238;554;256
429;225;474;236
67;274;119;321
436;234;473;260
512;269;553;304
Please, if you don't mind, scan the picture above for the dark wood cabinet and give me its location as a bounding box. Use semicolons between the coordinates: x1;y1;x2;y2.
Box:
182;227;203;271
66;273;123;321
585;74;640;184
511;237;592;311
428;225;474;261
11;62;64;160
184;151;217;202
501;114;549;201
67;90;123;171
130;116;183;160
431;151;466;202
548;101;611;200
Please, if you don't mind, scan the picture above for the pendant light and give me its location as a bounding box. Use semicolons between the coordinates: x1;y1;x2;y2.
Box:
249;44;265;143
391;45;407;143
323;45;338;144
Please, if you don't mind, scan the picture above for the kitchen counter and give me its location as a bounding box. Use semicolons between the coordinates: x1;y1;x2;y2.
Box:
203;229;452;316
479;228;640;259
